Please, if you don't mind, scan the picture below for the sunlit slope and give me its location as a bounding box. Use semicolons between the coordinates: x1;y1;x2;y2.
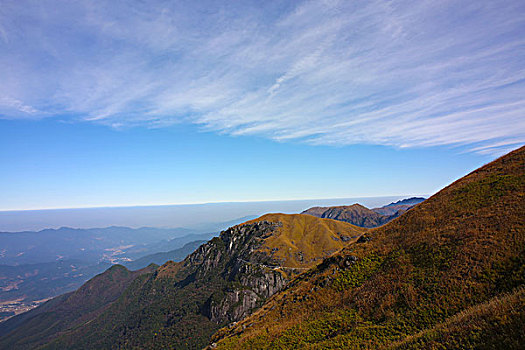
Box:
211;146;525;349
246;213;365;268
390;286;525;349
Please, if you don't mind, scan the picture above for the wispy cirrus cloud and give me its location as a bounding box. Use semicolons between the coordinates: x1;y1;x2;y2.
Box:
0;0;524;154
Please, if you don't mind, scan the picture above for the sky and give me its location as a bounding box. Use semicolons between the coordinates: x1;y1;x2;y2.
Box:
0;0;524;211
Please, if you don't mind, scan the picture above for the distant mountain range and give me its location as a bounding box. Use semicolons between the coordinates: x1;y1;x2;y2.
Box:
0;226;198;266
301;197;425;227
0;217;254;316
123;240;206;271
0;230;216;307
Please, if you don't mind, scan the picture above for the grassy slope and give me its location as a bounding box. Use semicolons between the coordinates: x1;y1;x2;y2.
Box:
212;146;525;349
7;214;363;349
390;286;525;349
247;213;365;268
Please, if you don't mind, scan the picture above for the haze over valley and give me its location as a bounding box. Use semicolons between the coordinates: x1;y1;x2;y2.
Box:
0;197;423;322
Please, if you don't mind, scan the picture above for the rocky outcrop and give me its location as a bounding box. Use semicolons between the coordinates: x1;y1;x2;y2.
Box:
181;220;289;324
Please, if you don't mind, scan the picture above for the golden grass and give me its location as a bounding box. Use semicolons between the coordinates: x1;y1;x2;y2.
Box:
247;213;366;269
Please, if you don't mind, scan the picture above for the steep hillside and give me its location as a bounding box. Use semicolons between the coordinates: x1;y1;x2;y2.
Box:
0;214;365;349
0;264;156;348
211;146;525;349
390;286;525;349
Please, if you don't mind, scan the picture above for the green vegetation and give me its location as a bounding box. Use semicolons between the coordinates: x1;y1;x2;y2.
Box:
333;254;383;291
3;147;523;350
452;174;524;212
391;287;525;349
0;264;156;350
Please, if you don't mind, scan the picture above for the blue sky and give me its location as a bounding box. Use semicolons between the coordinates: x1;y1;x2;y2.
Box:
0;0;524;210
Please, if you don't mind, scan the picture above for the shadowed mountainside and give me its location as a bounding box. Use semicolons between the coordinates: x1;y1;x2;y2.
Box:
210;146;524;349
301;197;424;228
0;264;156;348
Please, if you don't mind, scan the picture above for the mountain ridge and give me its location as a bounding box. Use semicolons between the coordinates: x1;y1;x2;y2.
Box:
301;197;425;228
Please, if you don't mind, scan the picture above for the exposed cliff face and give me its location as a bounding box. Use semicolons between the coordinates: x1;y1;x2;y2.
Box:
182;221;282;276
179;220;289;324
205;261;287;324
1;214;365;350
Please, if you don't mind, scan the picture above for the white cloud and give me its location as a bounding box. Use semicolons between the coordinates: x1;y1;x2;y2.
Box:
0;0;524;154
0;97;39;116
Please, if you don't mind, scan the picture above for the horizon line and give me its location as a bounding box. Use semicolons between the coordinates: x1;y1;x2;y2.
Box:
0;194;429;213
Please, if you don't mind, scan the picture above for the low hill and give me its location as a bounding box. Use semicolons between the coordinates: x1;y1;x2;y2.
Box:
0;260;112;319
0;214;365;349
0;231;215;314
210;146;524;349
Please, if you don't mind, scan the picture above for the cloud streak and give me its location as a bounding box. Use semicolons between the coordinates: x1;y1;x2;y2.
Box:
0;0;524;154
